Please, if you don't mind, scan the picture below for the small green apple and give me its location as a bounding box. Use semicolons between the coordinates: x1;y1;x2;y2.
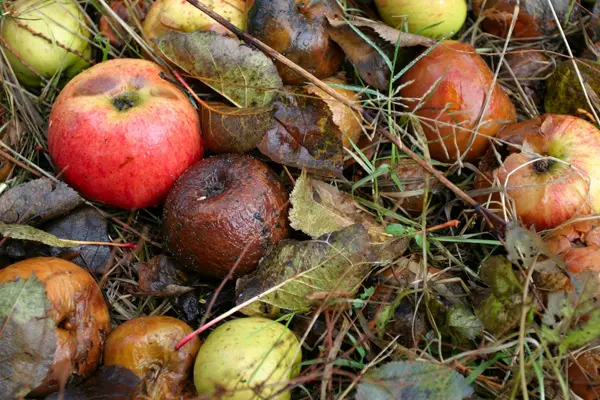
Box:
1;0;91;87
194;317;302;400
375;0;467;39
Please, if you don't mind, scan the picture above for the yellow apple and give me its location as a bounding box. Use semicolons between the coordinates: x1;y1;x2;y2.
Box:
1;0;91;87
375;0;467;38
142;0;246;42
194;317;302;400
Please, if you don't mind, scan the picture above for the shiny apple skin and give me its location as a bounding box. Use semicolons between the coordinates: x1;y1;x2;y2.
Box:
400;40;516;162
0;257;110;397
493;115;600;230
48;59;203;210
104;316;201;400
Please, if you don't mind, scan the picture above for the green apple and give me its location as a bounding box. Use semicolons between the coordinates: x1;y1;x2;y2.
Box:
375;0;467;39
1;0;91;87
194;317;302;400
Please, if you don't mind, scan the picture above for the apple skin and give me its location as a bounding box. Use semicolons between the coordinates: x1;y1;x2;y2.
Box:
400;40;516;162
483;115;600;230
48;58;203;210
143;0;246;42
194;317;301;400
375;0;467;38
1;0;91;87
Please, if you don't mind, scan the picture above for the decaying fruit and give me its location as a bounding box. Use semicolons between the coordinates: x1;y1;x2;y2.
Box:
143;0;246;43
163;154;289;278
400;40;516;162
0;257;110;397
194;317;302;399
477;114;600;230
247;0;345;84
503;50;554;106
103;316;201;400
99;0;149;47
568;350;600;400
472;0;578;39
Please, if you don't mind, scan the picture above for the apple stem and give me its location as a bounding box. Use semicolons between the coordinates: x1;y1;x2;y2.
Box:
184;0;509;234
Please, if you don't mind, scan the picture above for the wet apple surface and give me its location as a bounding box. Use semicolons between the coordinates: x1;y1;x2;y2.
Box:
163;154;289;278
48;58;203;210
0;257;111;397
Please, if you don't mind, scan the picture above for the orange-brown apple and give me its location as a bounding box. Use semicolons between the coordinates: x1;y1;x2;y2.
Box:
400;40;516;162
48;58;203;210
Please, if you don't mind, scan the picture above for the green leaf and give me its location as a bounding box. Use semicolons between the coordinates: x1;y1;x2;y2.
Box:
0;275;57;397
236;224;372;317
446;305;483;343
559;309;600;353
155;30;283;108
0;222;89;247
356;361;473;400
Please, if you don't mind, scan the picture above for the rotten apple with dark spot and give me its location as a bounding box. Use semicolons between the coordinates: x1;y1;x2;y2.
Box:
103;316;201;400
163;154;289;278
48;58;203;210
247;0;345;84
0;257;111;397
400;40;516;162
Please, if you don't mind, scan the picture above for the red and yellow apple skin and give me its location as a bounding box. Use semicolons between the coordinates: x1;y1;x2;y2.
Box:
492;115;600;230
48;58;203;210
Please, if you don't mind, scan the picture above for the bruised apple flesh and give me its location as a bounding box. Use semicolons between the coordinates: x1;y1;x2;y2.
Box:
194;317;301;400
163;154;289;278
48;58;203;210
104;316;201;400
0;257;110;397
247;0;345;84
477;115;600;230
400;40;516;162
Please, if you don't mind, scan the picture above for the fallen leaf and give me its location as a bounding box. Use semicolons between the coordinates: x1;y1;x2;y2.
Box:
0;275;57;398
156;30;283;108
326;17;434;90
136;254;200;297
257;87;345;176
505;221;565;273
236;224;372;318
446;305;483;343
0;178;83;224
45;365;141;400
200;101;273;153
356;361;473;400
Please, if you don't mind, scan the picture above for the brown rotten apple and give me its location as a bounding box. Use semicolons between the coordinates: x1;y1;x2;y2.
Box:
247;0;345;84
104;316;201;400
163;154;289;278
0;257;110;397
478;114;600;230
400;40;516;162
48;58;203;210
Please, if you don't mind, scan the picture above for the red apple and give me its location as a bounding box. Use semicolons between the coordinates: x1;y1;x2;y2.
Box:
48;58;203;209
479;114;600;230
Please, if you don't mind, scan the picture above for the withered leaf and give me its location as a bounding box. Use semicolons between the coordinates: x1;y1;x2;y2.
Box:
257;88;345;176
0;275;57;398
136;255;201;297
326;17;434;90
46;365;141;400
236;224;372;318
201;101;273;153
0;178;83;224
0;222;102;249
156;30;283;108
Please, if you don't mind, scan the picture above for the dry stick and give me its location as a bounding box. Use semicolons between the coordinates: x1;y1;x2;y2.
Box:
184;0;507;231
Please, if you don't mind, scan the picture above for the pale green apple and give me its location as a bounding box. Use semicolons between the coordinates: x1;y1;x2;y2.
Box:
375;0;467;39
194;317;302;400
1;0;91;87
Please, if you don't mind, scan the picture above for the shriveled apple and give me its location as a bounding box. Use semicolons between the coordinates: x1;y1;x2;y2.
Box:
143;0;246;43
247;0;345;84
0;257;110;397
478;115;600;230
194;317;302;399
48;58;203;210
1;0;91;87
104;316;201;400
400;40;516;162
163;154;289;278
